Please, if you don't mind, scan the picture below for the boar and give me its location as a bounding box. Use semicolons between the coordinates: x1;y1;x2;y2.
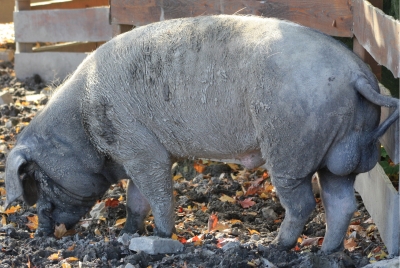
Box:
5;15;399;254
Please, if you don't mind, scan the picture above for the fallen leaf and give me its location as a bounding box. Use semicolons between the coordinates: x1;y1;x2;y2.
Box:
65;257;79;262
1;215;6;226
178;236;187;244
227;163;241;171
230;219;241;224
207;212;218;232
171;233;178;240
366;225;376;234
344;238;357;251
26;215;39;230
94;228;101;236
188;235;202;246
54;224;68;239
61;263;71;268
364;217;374;224
236;190;244;197
173;174;183;181
48;251;62;261
248;228;260;235
0;187;5;196
238;198;255;208
247;261;257;267
353;211;361;217
244;185;259;196
5;205;21;214
105;198;119;208
217;237;238;248
193;160;206;173
300;237;324;247
264;183;275;193
27;256;32;268
114;218;126;227
219;194;235;203
67;244;76;251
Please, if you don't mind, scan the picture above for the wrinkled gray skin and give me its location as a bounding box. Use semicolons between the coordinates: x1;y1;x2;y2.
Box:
5;15;399;254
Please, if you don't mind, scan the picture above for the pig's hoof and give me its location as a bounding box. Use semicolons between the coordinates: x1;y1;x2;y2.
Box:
270;239;294;251
153;227;174;238
35;227;54;237
120;226;144;236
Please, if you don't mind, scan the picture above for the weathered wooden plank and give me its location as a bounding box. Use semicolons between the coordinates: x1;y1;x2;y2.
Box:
32;41;104;53
0;0;15;23
15;52;88;82
110;0;353;37
353;0;400;78
14;7;113;42
379;84;399;164
353;37;382;81
31;0;109;10
355;164;399;256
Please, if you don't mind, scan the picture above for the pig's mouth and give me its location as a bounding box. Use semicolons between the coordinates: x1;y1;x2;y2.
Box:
32;166;98;235
27;162;99;205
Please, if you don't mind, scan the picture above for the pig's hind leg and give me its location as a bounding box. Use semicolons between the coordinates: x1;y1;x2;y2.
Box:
317;169;357;254
271;175;316;250
122;180;151;234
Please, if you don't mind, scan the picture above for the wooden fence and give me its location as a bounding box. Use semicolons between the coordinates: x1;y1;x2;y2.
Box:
12;0;400;256
14;0;112;82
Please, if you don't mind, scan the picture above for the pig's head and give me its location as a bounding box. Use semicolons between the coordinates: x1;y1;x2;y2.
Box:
5;144;110;235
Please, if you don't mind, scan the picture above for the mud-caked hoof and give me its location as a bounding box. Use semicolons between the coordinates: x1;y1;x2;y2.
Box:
320;244;345;255
35;226;54;237
270;238;296;251
120;226;144;236
153;226;176;238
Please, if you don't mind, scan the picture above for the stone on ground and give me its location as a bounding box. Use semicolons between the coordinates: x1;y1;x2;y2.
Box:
129;236;184;255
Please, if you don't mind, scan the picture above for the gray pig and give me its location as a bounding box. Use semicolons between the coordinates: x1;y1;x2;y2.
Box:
5;15;399;254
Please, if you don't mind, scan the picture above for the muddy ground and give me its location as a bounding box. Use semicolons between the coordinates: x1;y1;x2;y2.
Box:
0;60;397;268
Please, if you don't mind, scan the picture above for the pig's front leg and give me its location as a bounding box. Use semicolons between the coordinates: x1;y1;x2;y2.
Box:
122;180;151;234
317;169;357;254
271;176;316;250
35;196;55;236
121;143;175;237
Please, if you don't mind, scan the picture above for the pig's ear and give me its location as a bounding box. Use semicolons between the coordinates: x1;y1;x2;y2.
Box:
5;146;37;208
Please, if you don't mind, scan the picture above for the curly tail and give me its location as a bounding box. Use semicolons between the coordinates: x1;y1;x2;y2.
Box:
355;78;399;141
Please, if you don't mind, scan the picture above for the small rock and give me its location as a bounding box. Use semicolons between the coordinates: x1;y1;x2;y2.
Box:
118;233;132;246
361;258;399;268
129;236;184;255
0;92;13;104
261;257;277;268
5;120;12;129
201;249;215;256
221;241;240;252
251;234;260;241
261;207;278;220
231;227;239;236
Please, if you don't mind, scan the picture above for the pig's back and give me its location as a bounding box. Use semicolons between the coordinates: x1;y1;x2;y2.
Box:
81;15;362;175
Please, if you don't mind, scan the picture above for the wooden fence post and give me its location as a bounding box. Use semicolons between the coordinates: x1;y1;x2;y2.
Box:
15;0;33;54
352;0;383;81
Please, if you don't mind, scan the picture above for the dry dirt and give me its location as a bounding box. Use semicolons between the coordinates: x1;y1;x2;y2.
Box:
0;60;396;268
